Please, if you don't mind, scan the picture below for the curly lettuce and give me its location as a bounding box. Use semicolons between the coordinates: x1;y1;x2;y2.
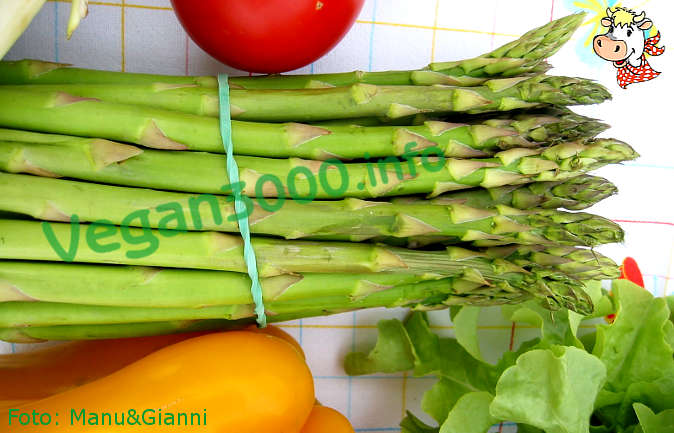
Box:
346;280;673;433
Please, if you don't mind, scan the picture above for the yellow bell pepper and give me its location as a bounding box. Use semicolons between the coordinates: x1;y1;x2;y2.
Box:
1;332;315;432
0;332;209;401
301;405;355;433
0;326;302;402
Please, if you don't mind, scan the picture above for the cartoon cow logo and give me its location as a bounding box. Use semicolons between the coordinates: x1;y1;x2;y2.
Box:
593;7;665;89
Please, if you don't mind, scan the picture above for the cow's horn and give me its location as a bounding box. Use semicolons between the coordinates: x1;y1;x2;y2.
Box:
606;7;614;17
634;11;646;23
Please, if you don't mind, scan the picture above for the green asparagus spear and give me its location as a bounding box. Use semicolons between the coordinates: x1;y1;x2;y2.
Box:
0;128;71;143
0;14;586;89
232;12;585;88
371;206;624;247
0;101;608;160
0;219;457;277
0;262;433;307
0;289;514;342
0;268;592;331
0;252;601;343
480;245;621;280
394;174;618;210
0;321;236;343
0;269;575;343
0;136;638;199
0;173;620;244
0;216;622;279
0;246;601;308
0;75;611;122
0;59;218;87
470;108;609;144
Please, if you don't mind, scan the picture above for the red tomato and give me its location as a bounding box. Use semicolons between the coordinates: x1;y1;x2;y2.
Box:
171;0;366;73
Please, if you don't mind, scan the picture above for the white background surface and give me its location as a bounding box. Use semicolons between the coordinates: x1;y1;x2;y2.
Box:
2;1;673;431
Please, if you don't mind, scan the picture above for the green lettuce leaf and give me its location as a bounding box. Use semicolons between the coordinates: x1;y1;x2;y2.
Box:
451;306;483;362
588;425;614;433
594;389;624;410
401;411;439;433
603;377;674;428
664;320;674;352
633;403;674;433
593;280;674;393
593;402;622;432
344;319;414;375
581;280;616;319
579;331;597;353
346;279;673;433
405;312;498;392
494;337;542;376
623;378;674;414
404;311;444;377
439;391;497;433
490;346;606;433
421;378;472;424
501;301;583;348
435;339;496;393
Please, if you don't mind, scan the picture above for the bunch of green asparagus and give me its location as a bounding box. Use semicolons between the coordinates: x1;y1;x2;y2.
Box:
0;14;637;342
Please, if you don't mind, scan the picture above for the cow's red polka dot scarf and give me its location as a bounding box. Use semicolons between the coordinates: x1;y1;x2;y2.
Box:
616;32;665;89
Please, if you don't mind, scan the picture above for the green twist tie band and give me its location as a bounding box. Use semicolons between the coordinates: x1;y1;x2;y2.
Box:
217;74;266;327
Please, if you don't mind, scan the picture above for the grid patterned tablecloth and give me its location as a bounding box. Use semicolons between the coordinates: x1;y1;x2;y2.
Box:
3;1;673;431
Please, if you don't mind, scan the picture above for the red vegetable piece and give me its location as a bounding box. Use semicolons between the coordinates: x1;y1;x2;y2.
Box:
619;256;645;288
606;257;645;323
171;0;366;73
